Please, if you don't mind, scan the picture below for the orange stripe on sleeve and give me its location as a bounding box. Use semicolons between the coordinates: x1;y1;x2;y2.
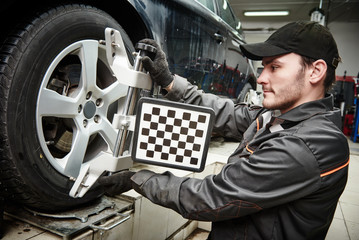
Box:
246;144;254;154
256;118;260;131
320;158;350;177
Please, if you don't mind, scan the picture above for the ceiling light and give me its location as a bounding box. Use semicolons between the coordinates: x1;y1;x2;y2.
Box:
244;11;289;17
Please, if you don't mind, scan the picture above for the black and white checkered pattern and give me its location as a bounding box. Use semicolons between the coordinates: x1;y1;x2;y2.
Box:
132;97;214;172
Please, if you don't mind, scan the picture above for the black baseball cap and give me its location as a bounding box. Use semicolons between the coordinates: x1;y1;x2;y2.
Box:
240;21;341;69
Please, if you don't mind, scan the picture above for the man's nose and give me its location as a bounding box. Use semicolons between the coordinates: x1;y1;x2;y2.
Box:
257;70;267;85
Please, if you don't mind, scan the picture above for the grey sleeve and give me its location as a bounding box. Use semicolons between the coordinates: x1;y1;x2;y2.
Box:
131;136;321;222
164;75;260;140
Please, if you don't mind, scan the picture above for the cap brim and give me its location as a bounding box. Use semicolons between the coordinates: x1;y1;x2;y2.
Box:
240;42;290;60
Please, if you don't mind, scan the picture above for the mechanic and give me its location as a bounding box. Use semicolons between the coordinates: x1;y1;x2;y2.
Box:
99;21;349;239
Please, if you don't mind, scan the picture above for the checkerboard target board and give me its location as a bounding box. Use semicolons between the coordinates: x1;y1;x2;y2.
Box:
132;97;214;172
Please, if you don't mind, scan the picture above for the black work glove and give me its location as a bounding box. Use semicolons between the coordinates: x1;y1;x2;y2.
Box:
98;171;135;196
138;39;174;88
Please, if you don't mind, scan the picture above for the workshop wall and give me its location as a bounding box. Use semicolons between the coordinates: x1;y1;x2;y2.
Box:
329;22;359;77
243;22;359;78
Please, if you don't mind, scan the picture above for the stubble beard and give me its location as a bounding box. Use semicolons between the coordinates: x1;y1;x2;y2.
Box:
262;69;306;112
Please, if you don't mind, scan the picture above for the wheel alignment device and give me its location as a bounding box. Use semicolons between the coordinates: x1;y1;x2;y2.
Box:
70;28;213;198
69;28;154;198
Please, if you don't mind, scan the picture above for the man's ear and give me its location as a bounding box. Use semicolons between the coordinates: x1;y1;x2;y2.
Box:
309;59;327;85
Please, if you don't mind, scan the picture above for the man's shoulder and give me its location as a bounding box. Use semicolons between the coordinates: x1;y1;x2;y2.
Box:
293;113;349;170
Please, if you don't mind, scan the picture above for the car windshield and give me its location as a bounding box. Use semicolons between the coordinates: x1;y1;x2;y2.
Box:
196;0;216;12
217;0;243;33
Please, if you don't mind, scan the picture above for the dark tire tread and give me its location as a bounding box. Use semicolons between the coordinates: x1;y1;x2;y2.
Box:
0;4;106;210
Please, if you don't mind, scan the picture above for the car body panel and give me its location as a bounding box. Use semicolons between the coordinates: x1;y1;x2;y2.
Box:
1;0;255;99
125;0;256;98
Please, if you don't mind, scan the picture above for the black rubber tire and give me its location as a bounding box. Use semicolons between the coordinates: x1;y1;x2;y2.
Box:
0;4;134;211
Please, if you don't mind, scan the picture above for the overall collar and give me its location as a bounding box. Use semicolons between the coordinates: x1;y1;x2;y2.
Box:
257;95;334;132
276;94;334;122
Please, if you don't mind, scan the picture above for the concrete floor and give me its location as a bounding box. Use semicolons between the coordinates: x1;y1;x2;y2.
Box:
188;137;359;240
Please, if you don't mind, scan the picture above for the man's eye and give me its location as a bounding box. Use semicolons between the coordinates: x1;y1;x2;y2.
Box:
271;65;278;70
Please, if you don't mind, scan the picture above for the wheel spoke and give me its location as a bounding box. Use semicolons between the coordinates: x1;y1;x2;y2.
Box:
101;81;129;105
92;118;118;151
63;128;89;177
38;88;78;117
79;41;99;91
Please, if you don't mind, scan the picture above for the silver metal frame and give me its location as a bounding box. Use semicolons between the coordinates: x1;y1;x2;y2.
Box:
69;28;151;198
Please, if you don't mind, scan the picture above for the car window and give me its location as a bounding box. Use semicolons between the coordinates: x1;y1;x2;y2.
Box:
196;0;215;12
217;0;238;30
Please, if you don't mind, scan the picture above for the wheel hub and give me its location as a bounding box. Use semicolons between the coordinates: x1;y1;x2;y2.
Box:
83;101;96;119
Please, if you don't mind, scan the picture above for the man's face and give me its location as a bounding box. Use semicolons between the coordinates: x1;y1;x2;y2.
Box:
258;53;308;113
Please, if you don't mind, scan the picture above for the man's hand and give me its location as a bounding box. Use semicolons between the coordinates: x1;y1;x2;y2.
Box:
98;171;135;196
138;39;174;89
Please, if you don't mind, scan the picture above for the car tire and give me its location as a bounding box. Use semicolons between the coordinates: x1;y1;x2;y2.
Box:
237;83;253;104
0;4;135;211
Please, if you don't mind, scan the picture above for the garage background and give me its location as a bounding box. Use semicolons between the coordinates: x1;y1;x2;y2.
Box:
229;0;359;78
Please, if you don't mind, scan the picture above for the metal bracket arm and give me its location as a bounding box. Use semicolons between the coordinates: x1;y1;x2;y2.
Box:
112;114;136;131
104;28;152;90
69;151;132;198
69;28;152;198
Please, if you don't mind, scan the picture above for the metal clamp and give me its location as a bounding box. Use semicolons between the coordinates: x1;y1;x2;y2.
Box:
68;28;152;198
104;28;152;90
69;28;157;198
69;151;132;198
